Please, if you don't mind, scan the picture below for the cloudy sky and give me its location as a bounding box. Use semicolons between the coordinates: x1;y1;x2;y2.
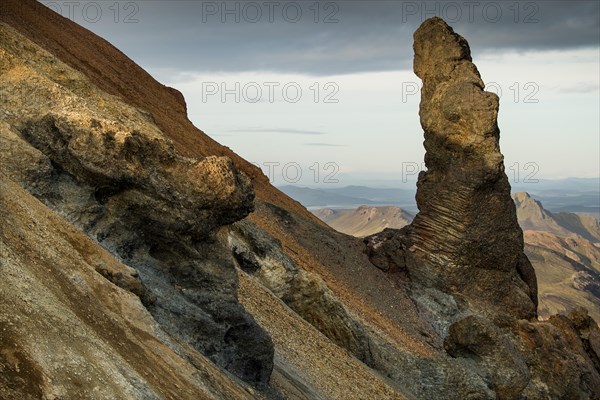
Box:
41;1;599;186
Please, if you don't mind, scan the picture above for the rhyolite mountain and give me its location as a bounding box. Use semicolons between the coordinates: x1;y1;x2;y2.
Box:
312;206;413;238
513;192;600;322
514;191;600;243
1;2;599;399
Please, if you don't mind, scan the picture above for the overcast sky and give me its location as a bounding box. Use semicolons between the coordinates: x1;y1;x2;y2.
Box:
40;1;600;186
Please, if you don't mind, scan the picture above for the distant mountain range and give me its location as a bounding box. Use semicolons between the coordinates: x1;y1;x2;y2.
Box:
278;185;417;211
311;192;600;321
514;192;600;242
513;192;600;321
280;179;600;216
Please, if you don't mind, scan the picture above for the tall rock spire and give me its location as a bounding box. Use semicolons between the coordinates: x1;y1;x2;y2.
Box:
405;17;537;319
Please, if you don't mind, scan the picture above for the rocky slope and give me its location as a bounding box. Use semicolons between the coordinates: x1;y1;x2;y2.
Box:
0;19;275;388
0;176;261;400
2;3;599;399
0;2;414;398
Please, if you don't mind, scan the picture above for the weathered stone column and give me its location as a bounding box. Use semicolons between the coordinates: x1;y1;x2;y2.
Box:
406;17;537;319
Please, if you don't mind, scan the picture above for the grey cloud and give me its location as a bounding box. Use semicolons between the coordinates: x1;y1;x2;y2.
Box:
40;1;600;75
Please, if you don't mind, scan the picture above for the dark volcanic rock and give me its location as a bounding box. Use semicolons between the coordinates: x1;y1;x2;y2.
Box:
363;228;409;273
405;17;536;319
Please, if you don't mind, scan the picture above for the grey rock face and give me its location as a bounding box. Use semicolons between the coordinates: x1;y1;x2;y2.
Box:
444;316;531;398
229;220;374;366
11;114;273;386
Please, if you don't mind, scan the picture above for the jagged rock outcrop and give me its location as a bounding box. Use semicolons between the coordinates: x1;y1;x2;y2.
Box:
408;17;537;319
362;17;600;399
0;21;273;387
363;228;409;273
366;17;536;320
0;176;262;400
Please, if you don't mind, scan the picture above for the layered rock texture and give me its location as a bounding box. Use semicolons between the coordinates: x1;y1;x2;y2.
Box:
407;17;537;319
316;198;600;324
1;2;599;399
